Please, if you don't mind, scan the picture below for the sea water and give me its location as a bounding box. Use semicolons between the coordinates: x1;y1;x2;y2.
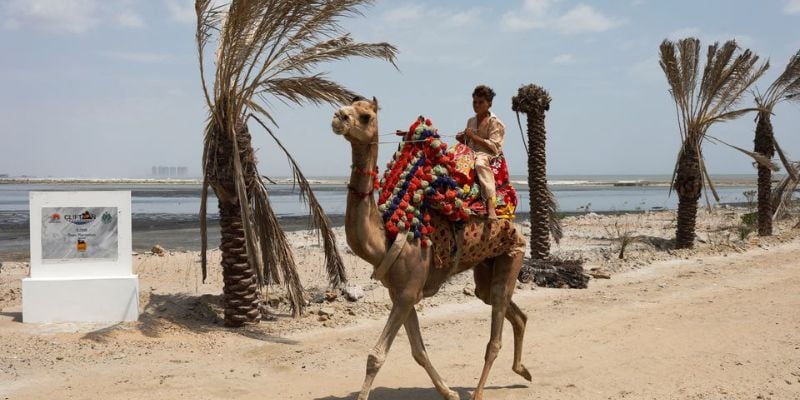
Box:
0;175;759;218
0;175;761;256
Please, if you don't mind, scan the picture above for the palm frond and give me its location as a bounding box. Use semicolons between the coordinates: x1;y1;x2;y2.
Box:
702;107;761;126
269;35;398;78
774;139;798;181
761;49;800;108
251;183;305;315
546;189;563;244
700;156;720;203
258;74;358;106
250;114;348;288
771;161;800;219
706;134;779;170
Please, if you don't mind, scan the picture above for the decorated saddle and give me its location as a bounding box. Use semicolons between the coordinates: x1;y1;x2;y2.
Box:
376;117;518;248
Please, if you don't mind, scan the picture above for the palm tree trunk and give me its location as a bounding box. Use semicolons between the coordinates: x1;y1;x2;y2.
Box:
527;111;550;260
512;84;553;262
219;200;260;326
674;141;702;249
212;121;261;327
754;111;775;236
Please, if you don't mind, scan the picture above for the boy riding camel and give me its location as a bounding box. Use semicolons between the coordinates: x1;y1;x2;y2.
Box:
457;85;506;219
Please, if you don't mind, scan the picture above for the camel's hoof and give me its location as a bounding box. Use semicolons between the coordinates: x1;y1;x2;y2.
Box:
445;389;460;400
514;364;532;382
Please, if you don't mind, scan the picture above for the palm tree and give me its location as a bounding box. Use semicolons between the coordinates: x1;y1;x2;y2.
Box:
752;50;800;236
659;38;768;249
511;84;561;260
194;0;398;326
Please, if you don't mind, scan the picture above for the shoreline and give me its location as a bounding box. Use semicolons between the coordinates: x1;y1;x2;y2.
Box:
0;175;771;188
0;205;760;262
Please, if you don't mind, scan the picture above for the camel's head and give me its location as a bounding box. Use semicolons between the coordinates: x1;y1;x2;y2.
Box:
331;96;379;144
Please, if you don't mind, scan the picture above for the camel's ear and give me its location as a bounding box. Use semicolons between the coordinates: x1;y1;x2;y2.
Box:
371;96;379;112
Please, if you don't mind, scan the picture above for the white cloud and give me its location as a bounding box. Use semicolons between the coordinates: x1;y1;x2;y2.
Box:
116;9;144;28
165;0;196;24
383;4;481;28
552;53;576;65
502;2;624;35
667;27;755;48
1;0;145;33
785;0;800;14
522;0;561;15
556;4;621;34
1;0;99;33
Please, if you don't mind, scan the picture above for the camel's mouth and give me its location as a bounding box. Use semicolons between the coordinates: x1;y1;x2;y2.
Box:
331;119;348;137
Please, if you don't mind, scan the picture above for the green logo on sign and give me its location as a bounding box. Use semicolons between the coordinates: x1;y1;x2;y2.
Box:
102;212;113;224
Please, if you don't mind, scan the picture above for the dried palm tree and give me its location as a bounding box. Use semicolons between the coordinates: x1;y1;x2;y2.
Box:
511;84;562;260
194;0;398;326
771;160;800;221
752;50;800;236
659;38;769;249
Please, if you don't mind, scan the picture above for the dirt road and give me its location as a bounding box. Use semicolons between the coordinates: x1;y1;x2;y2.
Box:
2;238;799;400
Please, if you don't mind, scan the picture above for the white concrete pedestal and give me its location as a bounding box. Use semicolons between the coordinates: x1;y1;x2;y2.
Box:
22;275;139;323
23;191;139;323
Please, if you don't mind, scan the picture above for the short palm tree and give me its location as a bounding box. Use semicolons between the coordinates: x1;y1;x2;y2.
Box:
659;38;768;249
511;84;561;260
194;0;398;326
752;50;800;236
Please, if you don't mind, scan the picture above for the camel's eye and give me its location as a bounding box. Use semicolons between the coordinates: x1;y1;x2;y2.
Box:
359;114;371;124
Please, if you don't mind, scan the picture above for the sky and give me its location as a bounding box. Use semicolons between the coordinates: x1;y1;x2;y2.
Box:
0;0;798;179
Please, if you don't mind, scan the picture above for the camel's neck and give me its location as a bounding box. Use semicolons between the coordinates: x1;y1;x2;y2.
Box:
345;141;387;266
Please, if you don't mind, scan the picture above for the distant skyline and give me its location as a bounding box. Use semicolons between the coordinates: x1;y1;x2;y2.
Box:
1;0;798;179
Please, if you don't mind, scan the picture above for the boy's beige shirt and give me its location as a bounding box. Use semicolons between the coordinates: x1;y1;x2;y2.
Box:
465;111;505;156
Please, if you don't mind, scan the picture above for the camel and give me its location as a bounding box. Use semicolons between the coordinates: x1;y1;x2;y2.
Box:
331;97;532;400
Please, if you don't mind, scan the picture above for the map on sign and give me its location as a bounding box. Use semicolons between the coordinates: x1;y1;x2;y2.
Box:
41;207;118;261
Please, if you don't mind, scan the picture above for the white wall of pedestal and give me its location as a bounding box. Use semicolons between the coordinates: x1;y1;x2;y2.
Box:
23;191;139;323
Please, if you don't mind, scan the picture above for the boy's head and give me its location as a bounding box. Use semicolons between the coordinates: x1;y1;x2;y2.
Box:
472;85;496;114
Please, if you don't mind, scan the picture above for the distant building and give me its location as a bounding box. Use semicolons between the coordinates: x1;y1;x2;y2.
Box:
150;166;189;178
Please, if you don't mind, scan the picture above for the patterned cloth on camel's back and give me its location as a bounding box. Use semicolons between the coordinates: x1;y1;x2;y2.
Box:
449;143;518;218
377;117;521;268
427;214;526;269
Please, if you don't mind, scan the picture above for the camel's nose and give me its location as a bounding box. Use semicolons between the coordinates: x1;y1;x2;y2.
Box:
335;110;349;121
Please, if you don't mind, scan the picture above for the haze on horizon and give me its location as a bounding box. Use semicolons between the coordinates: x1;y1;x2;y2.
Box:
1;0;798;179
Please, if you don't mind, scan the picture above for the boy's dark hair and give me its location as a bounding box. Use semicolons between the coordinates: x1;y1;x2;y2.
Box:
472;85;496;102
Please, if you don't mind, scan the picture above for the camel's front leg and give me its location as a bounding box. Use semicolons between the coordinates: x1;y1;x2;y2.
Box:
473;252;523;400
404;308;460;400
358;297;414;400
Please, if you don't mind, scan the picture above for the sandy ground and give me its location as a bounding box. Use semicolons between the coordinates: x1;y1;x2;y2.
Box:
1;208;799;399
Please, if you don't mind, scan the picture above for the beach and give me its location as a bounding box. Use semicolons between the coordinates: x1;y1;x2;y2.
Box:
1;206;799;399
0;176;767;260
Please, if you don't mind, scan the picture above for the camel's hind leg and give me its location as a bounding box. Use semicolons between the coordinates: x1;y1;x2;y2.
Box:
506;301;532;381
474;262;532;382
472;251;525;400
404;308;459;400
